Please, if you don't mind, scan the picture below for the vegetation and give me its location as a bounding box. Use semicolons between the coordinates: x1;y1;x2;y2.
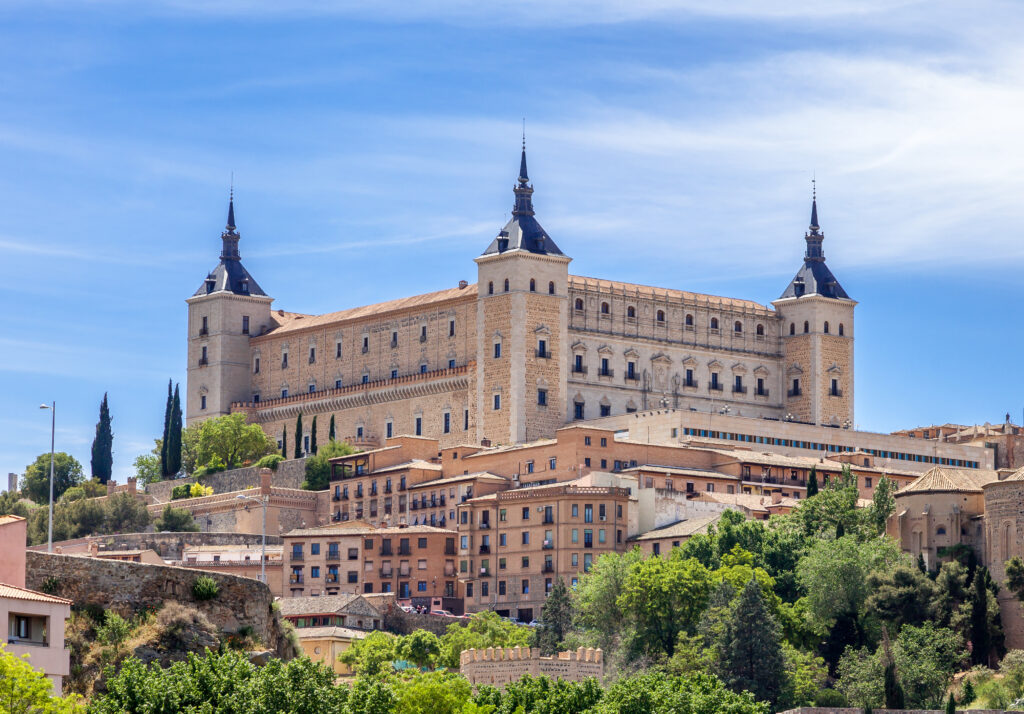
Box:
0;645;84;713
302;439;358;491
154;504;200;532
160;381;183;478
90;393;113;484
294;413;303;459
182;413;276;474
21;489;151;545
191;576;220;601
22;451;84;504
131;452;161;486
254;453;285;471
535;577;572;654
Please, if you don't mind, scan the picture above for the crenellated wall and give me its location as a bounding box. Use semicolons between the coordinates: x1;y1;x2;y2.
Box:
459;646;603;687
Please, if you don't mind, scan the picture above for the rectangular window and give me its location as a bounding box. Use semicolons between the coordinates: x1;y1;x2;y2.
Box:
600;358;609;375
311;566;320;578
415;417;422;436
335;379;342;389
685;368;694;386
522;580;529;595
526;461;534;474
386;422;393;438
494;343;502;358
584;436;591;446
242;316;249;334
549;457;556;470
200;395;207;410
538;339;547;357
522;556;530;568
574;403;584;420
498;580;506;595
449;359;456;369
600;437;607;447
254;357;260;374
464;410;469;431
420;364;427;374
493;394;501;410
362;335;369;351
572;504;578;517
421;325;427;340
282;352;288;368
442;412;451;433
600;404;611;417
584;505;593;523
537;389;547;406
480;581;488;596
599;529;606;543
391;369;398;379
522;507;530;520
627;361;636;379
449;320;456;337
336;343;342;359
571;528;578;543
584;457;591;467
309;347;316;364
499;533;507;546
311;543;320;555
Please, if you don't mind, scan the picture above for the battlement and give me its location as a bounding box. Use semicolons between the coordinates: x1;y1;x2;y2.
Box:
459;646;603;687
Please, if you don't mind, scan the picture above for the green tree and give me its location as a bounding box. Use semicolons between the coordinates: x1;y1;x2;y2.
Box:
281;427;287;458
869;475;896;534
573;548;644;652
864;564;937;631
893;622;965;708
835;646;883;709
90;392;114;484
154;504;199;532
398;629;441;670
437;612;533;669
185;413;275;471
588;671;768;714
295;413;303;459
310;416;318;455
132;452;161;486
717;578;786;706
395;671;472;714
946;692;956;714
329;414;336;442
339;630;398;677
535;577;572;654
0;490;31;518
22;452;84;504
1005;556;1024;600
167;383;183;476
104;492;151;533
970;567;997;666
475;673;602;714
0;645;83;713
881;626;905;710
807;466;818;497
778;642;828;710
302;439;358;491
161;379;173;478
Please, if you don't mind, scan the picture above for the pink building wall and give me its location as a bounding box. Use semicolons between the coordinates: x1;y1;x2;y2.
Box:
0;515;27;587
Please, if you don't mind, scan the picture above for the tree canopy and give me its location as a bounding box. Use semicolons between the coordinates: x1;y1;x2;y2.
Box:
22;452;84;504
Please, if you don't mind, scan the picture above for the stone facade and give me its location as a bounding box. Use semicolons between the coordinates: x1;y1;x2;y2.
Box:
187;149;858;456
145;457;307;502
459;646;603;687
34;531;283;561
25;551;294;658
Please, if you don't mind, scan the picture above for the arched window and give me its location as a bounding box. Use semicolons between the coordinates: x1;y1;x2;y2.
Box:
734;321;742;333
504;279;509;292
803;321;809;334
601;302;610;314
710;317;719;330
789;323;795;335
936;526;946;536
529;279;536;292
756;324;764;336
575;298;584;311
627;306;636;318
839;323;845;336
685;314;694;327
824;321;830;334
488;281;494;295
548;281;555;295
656;310;665;322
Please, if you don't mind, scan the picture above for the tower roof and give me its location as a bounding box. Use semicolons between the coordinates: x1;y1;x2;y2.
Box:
481;143;565;258
193;191;268;298
779;188;849;300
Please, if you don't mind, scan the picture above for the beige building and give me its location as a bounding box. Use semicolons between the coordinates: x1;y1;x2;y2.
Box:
187;147;858;454
894;417;1024;470
0;516;71;691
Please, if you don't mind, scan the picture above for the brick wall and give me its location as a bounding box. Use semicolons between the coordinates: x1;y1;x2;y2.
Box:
25;551;295;657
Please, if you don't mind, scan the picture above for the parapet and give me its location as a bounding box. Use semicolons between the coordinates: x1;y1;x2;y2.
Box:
459;646;604;686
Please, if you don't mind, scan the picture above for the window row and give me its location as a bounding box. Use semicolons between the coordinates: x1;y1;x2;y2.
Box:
572;301;767;335
487;279;557;295
788;320;845;336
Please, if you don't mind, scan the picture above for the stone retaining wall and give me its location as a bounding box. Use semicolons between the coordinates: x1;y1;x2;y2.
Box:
25;551;294;658
30;531;283;561
146;458;307;502
459;646;603;687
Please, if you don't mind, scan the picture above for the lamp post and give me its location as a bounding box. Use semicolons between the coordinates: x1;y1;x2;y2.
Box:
236;493;267;583
38;402;55;553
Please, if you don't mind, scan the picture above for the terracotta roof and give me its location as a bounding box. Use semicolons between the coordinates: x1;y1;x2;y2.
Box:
898;467;999;495
462;438;558;458
623;464;740;481
369;460;443;475
294;626;370;640
257;284;478;338
283;523;376;538
371;525;456;536
569;275;773;313
278;593;380;617
0;582;72;605
986;466;1024;485
633;513;724;541
408;472;509;489
0;515;25;526
183;545;284;552
692;492;799;513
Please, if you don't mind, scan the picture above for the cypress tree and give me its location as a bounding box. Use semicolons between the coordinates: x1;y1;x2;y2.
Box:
718;578;785;706
294;413;303;459
881;626;905;709
310;416;318;455
328;414;336;442
946;692;956;714
807;466;819;497
91;392;114;483
970;566;992;666
917;552;927;574
835;520;845;539
161;379;173;477
281;429;287;458
166;384;182;476
536;577;573;654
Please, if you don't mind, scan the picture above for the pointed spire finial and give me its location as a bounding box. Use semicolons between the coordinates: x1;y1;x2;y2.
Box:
227;173;236;230
809;177;819;232
519;119;529;184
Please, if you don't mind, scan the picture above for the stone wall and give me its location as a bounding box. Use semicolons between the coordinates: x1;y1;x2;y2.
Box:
145;458;307;502
32;531;283;561
25;551;293;658
459;646;603;687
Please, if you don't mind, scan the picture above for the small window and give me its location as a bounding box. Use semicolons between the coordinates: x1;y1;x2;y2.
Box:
804;320;809;333
488;281;494;295
336;342;342;358
656;310;665;322
448;359;456;369
627;306;636;318
253;357;260;374
391;369;398;379
839;323;845;336
548;281;555;295
574;402;584;420
200;395;206;410
529;278;536;292
415;417;422;436
734;320;742;333
309;347;316;364
756;324;764;336
449;320;455;337
824;321;830;334
710;317;719;330
685;313;693;326
789;323;795;335
493;394;501;410
504;278;509;292
282;352;289;368
575;298;584;310
242;316;250;334
444;412;451;434
537;389;547;406
493;342;502;358
601;302;609;314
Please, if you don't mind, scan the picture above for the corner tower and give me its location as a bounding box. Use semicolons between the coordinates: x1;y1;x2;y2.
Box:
475;143;571;444
185;192;273;425
772;188;856;426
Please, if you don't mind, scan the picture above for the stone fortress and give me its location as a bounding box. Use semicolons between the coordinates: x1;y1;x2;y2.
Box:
186;145;856;452
459;645;604;687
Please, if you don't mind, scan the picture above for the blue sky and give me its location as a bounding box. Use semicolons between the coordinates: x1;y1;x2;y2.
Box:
2;1;1023;483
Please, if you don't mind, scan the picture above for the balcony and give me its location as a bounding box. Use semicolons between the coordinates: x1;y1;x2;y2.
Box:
479;567;490;576
289;574;304;584
355;489;364;498
732;386;747;394
385;485;392;494
331;512;341;522
542;540;553;550
410;502;419;511
542;563;555;573
535;349;552;359
379;568;393;578
830;389;844;397
199;327;208;336
439;495;446;506
198;357;208;366
583;541;594;549
380;547;393;556
542;516;554;525
327;551;341;561
290;553;304;562
683;380;698;389
788;388;802;397
370;487;378;496
341;492;349;500
708;383;723;392
571;365;588;375
445;545;457;556
479;522;490;530
332;494;342;502
325;574;339;584
624;374;639;383
598;368;614;378
479;545;491;554
399;567;411;577
398;546;412;556
755;388;769;397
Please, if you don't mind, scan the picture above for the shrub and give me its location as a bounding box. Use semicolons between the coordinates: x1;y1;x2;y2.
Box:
97;610;132;648
192;576;220;601
193;455;228;480
39;576;60;595
254;454;284;471
156;602;218;650
189;482;213;498
815;688;848;707
171;484;191;500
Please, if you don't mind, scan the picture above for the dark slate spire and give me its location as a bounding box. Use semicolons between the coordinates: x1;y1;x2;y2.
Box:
779;183;849;300
194;187;268;298
480;140;565;257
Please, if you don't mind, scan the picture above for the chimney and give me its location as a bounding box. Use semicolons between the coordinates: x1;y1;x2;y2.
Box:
260;468;273;496
480;438;492;448
458;280;468;289
771;492;782;505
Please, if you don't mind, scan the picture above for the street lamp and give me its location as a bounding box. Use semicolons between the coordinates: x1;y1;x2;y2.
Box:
39;402;55;553
236;493;268;583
